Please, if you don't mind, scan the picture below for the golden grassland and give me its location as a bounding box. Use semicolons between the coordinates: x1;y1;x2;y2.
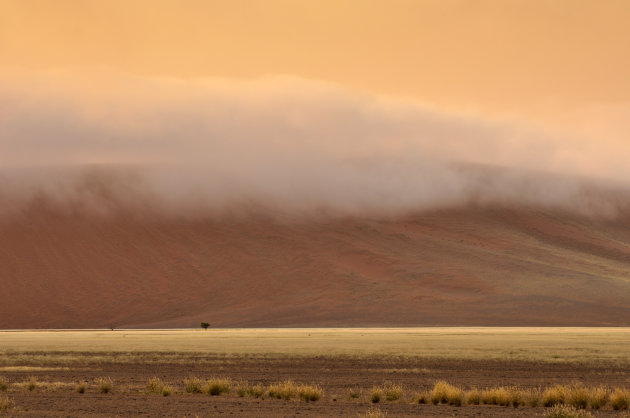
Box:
0;376;628;413
1;328;630;364
2;328;629;416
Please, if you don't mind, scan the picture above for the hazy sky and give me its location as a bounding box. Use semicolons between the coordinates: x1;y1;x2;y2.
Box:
1;0;629;216
3;0;629;106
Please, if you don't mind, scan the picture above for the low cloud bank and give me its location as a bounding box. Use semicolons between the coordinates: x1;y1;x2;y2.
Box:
1;71;629;218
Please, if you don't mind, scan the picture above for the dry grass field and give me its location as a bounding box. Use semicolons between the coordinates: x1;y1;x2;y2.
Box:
2;328;630;362
1;328;630;416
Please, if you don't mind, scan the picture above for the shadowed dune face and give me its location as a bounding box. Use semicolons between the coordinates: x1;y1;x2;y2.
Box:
1;169;630;328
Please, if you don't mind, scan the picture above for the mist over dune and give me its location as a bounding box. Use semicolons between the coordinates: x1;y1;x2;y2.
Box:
2;71;630;220
2;72;630;329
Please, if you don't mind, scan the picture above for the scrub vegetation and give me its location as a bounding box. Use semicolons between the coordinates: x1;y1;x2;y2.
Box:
1;329;629;415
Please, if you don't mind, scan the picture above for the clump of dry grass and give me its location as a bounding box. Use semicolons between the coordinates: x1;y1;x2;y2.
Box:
481;386;511;406
236;382;247;397
184;376;203;394
75;382;87;394
0;395;13;412
464;388;481;405
430;381;463;406
611;388;630;410
525;387;542;407
382;382;403;401
565;384;589;409
247;384;265;398
347;388;361;400
545;404;593;418
370;387;383;403
146;377;172;396
509;388;526;408
542;385;566;407
369;382;403;402
588;386;608;409
233;382;264;398
411;381;620;410
23;377;38;391
267;380;297;400
298;384;323;402
160;385;173;396
96;377;113;394
146;377;164;394
202;378;231;396
0;377;7;392
415;392;430;404
468;385;531;407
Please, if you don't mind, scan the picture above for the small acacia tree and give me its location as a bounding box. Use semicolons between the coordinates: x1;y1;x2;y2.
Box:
200;322;210;330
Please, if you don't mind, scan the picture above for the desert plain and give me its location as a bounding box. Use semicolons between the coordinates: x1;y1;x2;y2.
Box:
1;328;630;417
3;3;630;417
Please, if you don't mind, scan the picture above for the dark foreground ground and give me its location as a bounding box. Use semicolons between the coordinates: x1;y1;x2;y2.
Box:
2;354;630;417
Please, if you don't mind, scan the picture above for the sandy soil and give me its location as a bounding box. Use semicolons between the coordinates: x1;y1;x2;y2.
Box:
2;200;630;328
2;355;630;417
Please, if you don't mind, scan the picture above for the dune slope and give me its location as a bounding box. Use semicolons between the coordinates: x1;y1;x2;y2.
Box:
1;201;630;329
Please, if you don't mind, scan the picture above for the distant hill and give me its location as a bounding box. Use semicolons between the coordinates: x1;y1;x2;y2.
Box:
2;191;630;328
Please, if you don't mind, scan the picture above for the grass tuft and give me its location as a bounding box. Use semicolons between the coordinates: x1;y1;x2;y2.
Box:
298;384;322;402
370;388;383;403
369;382;403;403
145;377;172;396
235;382;264;398
236;383;247;397
415;392;430;404
430;381;463;406
267;380;297;400
247;384;265;398
0;377;7;392
481;386;511;406
565;385;589;409
588;386;608;409
75;382;87;394
184;376;203;394
25;376;38;391
611;387;630;410
542;385;566;407
465;388;481;405
525;387;542;407
545;404;593;418
347;388;361;400
0;395;13;412
146;377;165;394
160;385;173;396
509;388;526;408
202;378;231;396
382;382;403;401
96;377;113;394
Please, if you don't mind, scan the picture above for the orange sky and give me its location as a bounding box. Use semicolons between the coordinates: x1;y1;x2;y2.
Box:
2;0;630;111
2;0;630;212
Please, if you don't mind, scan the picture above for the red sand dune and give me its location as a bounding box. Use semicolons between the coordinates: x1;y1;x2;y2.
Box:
2;197;630;329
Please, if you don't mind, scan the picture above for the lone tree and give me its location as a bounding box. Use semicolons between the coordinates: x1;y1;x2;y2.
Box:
200;322;210;330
